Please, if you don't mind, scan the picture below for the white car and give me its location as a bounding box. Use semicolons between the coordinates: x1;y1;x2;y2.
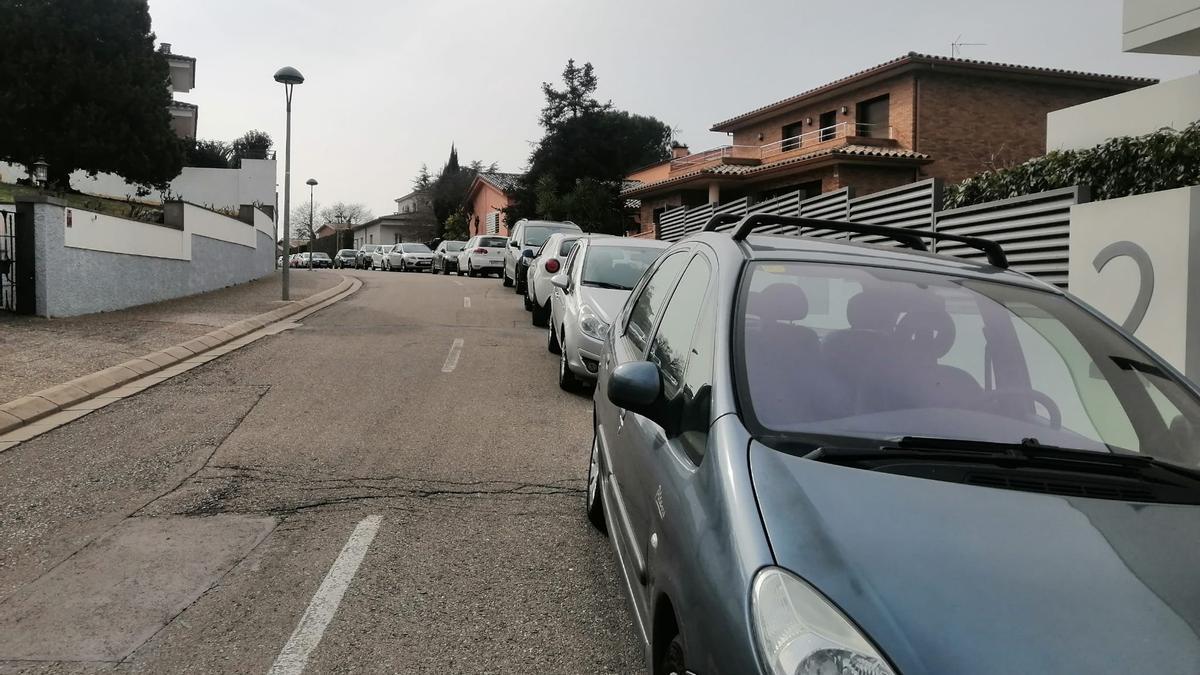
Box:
526;231;586;326
385;242;434;272
503;219;582;293
457;235;508;277
370;245;392;270
548;237;669;390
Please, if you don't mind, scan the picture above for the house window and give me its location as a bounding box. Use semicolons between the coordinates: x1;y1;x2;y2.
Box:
781;122;804;152
818;110;837;141
486;212;500;234
368;234;373;243
857;95;889;138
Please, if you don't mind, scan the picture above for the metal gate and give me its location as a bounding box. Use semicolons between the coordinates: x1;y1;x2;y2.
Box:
0;210;16;312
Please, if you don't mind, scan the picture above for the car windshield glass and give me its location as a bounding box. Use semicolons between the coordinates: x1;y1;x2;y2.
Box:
738;261;1200;470
581;245;664;291
479;237;506;248
444;241;465;252
337;250;354;256
524;225;575;247
402;244;431;253
558;238;580;257
312;253;330;259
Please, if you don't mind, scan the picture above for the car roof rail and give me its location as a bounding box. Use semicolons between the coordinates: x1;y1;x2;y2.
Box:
703;213;1008;269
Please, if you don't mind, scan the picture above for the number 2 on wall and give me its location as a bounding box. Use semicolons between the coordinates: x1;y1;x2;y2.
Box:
1092;241;1154;334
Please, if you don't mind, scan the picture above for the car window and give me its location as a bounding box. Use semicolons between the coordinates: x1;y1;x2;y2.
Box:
524;225;576;247
581;245;664;291
625;251;689;352
648;256;714;461
558;237;580;257
445;241;465;252
564;242;582;276
402;243;431;253
480;237;506;248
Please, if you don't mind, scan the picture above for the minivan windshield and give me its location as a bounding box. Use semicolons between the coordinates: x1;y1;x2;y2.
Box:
524;224;578;247
581;245;664;291
738;261;1200;469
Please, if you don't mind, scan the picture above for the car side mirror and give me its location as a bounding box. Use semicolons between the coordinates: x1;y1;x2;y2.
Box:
509;240;519;248
522;248;535;258
551;273;571;292
608;361;664;423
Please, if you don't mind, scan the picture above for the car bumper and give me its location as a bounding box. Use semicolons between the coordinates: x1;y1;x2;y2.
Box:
566;334;603;381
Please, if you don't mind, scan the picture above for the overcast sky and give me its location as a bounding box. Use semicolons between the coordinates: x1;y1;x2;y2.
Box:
147;0;1198;217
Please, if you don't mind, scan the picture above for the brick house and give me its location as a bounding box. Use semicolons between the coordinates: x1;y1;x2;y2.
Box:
466;172;522;237
623;52;1155;236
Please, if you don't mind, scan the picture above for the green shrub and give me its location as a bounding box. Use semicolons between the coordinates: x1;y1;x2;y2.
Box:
944;121;1200;208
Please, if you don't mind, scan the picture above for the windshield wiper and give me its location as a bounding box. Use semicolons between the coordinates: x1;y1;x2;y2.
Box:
581;280;630;290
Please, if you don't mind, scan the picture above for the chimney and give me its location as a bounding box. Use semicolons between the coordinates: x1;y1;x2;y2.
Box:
159;43;172;53
671;144;690;159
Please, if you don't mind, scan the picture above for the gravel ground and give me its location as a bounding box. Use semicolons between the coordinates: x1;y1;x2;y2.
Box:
0;270;342;404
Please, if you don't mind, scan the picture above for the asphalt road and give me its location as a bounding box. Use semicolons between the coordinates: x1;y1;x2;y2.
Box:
0;268;643;674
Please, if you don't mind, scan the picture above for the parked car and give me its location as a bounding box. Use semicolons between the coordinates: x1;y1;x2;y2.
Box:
457;235;508;277
289;253;306;268
386;243;434;272
370;245;392;270
548;237;668;390
354;245;380;269
587;213;1200;675
526;232;584;325
333;249;357;268
277;255;286;267
308;252;333;268
433;240;466;274
503;219;582;292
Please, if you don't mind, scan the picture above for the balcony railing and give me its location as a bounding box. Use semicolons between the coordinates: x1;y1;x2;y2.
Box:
669;122;893;171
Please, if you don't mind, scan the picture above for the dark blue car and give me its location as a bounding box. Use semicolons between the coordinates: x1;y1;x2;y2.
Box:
587;214;1200;674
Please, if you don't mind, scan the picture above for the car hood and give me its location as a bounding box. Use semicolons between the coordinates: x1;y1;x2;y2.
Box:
578;287;630;324
749;442;1200;675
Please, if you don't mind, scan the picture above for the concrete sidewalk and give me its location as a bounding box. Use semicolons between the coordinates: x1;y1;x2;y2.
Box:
0;270;342;404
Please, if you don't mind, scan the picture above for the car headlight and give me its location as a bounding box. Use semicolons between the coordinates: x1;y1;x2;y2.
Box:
752;567;894;675
579;309;610;341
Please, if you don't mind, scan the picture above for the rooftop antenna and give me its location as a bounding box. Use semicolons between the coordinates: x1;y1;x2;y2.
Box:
951;34;987;58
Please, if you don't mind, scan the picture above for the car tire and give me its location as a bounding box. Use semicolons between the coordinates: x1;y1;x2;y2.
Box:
547;323;561;354
457;267;465;277
523;291;534;312
586;433;607;534
532;301;549;327
467;263;476;278
559;339;580;392
658;633;687;675
502;270;513;287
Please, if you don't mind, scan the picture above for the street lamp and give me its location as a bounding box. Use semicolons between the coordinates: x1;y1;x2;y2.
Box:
306;178;318;270
274;65;304;301
31;157;48;188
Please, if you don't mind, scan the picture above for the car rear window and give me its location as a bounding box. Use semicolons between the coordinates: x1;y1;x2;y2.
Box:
479;237;506;248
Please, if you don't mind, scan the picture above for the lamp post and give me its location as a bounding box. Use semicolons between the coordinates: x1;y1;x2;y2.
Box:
31;158;49;189
274;66;304;301
306;178;318;270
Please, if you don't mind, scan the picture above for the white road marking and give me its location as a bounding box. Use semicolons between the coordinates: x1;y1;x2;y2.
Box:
267;515;383;675
463;296;471;308
441;338;465;373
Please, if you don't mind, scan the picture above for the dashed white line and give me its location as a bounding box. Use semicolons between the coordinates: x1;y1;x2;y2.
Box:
441;338;465;373
463;296;471;308
267;515;383;675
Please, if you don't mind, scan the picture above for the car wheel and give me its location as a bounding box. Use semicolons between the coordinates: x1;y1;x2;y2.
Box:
523;291;534;311
658;634;686;675
467;262;476;278
457;267;465;277
558;340;580;392
547;322;561;354
586;433;607;534
502;270;513;287
532;301;549;327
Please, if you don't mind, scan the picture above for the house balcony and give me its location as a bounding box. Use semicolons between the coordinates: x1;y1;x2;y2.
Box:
668;122;897;175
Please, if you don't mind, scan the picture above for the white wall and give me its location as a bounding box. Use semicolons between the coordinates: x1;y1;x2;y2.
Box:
1124;0;1200;54
1046;73;1200;152
62;202;269;261
60;158;277;214
1068;186;1200;378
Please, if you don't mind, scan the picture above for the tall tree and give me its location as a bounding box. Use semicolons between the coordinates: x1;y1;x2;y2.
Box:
412;164;433;191
0;0;184;188
319;201;373;250
506;61;671;234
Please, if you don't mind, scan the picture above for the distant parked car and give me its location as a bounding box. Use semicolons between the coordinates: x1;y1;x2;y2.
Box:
504;219;582;293
433;240;466;274
354;245;378;269
458;235;508;277
308;252;332;268
333;249;357;268
548;237;668;390
386;243;434;272
289;253;306;268
526;232;584;325
370;245;392;270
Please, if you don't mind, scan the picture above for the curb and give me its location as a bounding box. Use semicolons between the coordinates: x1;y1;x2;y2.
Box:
0;276;357;435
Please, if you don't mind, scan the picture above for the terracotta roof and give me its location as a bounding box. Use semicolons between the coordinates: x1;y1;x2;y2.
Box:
711;52;1157;131
620;145;930;197
477;172;523;193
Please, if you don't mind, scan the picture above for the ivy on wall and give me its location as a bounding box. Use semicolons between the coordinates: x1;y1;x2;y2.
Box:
944;121;1200;209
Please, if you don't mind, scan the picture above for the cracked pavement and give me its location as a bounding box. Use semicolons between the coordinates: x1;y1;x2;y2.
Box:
0;268;641;674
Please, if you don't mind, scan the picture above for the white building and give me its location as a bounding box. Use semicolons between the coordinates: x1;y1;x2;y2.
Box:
161;43;198;140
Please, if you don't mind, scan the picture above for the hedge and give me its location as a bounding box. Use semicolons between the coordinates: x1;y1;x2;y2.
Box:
943;121;1200;209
